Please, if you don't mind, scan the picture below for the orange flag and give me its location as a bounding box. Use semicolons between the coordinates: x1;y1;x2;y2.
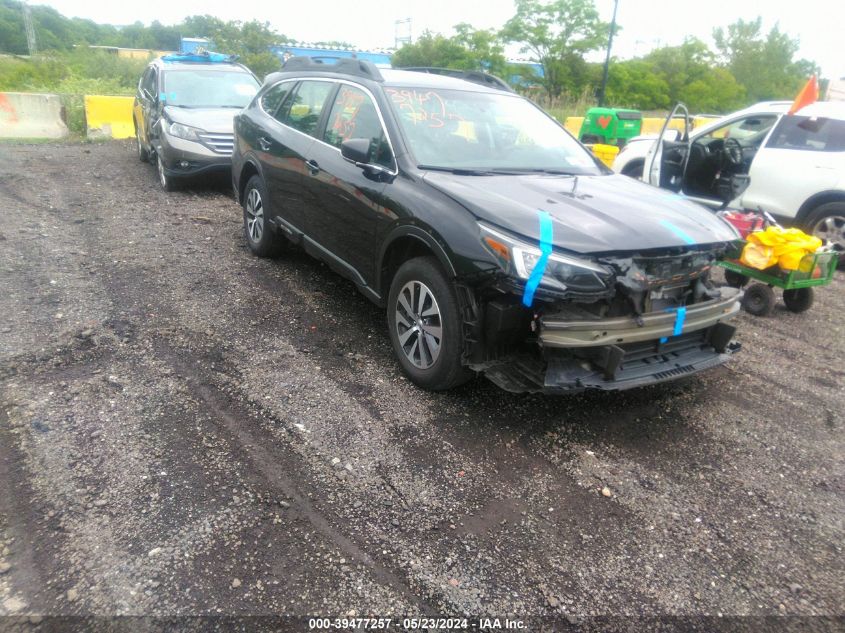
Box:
788;75;819;114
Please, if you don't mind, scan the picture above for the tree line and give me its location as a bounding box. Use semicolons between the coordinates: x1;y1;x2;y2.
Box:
393;0;819;113
0;0;820;114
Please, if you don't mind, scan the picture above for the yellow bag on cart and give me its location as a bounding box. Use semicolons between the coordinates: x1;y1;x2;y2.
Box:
739;226;823;271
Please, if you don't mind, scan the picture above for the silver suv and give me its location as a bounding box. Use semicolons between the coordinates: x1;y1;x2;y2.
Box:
133;53;260;190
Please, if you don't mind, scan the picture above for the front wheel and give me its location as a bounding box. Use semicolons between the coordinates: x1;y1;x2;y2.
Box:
387;257;473;391
156;154;178;192
742;283;776;317
136;125;149;162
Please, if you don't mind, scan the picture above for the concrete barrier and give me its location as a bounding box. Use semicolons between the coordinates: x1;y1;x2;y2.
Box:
0;92;69;139
84;95;135;139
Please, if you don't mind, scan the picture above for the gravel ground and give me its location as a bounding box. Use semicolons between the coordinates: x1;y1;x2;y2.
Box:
0;141;842;631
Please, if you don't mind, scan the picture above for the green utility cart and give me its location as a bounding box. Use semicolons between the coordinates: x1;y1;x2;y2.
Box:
579;107;643;146
718;250;839;317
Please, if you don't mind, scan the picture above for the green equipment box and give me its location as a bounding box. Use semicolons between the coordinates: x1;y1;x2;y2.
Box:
579;108;642;146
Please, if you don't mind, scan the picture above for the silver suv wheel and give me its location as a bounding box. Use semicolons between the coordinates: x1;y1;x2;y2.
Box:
245;188;264;243
394;280;442;369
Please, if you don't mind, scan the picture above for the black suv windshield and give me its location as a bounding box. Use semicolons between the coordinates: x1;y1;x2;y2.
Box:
162;69;259;108
385;87;603;175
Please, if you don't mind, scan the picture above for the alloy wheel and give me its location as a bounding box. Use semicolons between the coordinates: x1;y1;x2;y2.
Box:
245;188;264;243
812;214;845;255
394;280;443;369
157;154;168;189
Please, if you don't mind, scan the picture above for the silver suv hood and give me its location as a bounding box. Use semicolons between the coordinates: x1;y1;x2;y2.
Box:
163;106;239;134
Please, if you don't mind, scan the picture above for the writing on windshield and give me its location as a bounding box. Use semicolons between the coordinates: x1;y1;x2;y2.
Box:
385;87;602;175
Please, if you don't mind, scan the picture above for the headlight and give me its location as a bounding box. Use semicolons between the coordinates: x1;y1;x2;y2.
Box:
480;223;613;293
167;121;203;141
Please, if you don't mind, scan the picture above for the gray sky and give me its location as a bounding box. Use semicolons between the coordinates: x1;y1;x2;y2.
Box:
37;0;845;79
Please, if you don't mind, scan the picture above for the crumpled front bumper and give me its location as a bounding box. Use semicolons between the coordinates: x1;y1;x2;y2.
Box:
482;288;742;394
539;287;741;348
540;288;741;392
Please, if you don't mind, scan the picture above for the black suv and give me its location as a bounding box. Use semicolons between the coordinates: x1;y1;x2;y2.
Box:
231;58;742;393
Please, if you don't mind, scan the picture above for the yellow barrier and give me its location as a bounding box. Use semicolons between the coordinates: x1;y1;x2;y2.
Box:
586;143;620;168
564;115;719;140
563;116;583;136
84;95;135;139
0;92;69;139
641;116;720;135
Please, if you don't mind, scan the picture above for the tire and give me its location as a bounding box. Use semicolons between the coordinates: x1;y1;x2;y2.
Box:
804;201;845;268
156;153;179;192
387;256;473;391
242;175;282;257
620;159;644;179
136;124;149;162
742;283;776;317
724;269;749;288
783;287;814;313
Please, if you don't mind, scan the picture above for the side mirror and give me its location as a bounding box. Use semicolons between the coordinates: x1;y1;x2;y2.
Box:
340;138;372;164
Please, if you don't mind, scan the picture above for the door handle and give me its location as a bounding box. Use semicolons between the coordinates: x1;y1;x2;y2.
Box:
305;159;320;175
258;136;271;151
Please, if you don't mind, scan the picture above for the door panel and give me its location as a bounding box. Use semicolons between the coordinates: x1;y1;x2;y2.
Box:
256;115;314;235
255;80;333;233
645;104;690;191
682;114;778;205
136;67;157;146
741;115;845;219
301;85;395;285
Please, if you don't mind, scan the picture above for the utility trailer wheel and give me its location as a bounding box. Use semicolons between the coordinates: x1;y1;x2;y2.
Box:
742;283;776;317
724;269;749;288
782;287;814;313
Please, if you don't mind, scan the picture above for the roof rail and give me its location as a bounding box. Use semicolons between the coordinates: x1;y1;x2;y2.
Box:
401;67;513;92
281;56;384;82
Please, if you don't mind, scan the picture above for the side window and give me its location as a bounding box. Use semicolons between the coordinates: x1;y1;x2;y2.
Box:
261;81;293;119
141;68;156;99
280;80;334;137
698;115;777;144
766;116;845;152
323;85;393;168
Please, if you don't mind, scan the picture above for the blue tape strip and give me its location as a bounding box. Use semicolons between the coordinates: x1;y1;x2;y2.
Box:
659;306;686;345
673;306;686;336
522;210;553;308
659;219;696;245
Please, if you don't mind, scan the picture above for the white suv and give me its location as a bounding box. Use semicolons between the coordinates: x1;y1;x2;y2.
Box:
613;101;845;256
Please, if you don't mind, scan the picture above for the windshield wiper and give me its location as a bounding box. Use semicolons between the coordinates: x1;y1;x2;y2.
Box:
492;167;579;175
417;165;496;176
166;104;244;109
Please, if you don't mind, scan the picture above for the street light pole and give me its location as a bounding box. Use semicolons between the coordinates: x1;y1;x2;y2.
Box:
597;0;619;107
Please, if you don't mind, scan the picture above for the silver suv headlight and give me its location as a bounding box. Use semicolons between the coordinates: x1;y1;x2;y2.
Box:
479;223;613;293
167;121;204;142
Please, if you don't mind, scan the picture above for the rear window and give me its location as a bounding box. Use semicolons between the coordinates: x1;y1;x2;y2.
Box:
766;116;845;152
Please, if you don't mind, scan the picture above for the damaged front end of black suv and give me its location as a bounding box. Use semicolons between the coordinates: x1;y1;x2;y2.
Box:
459;227;741;394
